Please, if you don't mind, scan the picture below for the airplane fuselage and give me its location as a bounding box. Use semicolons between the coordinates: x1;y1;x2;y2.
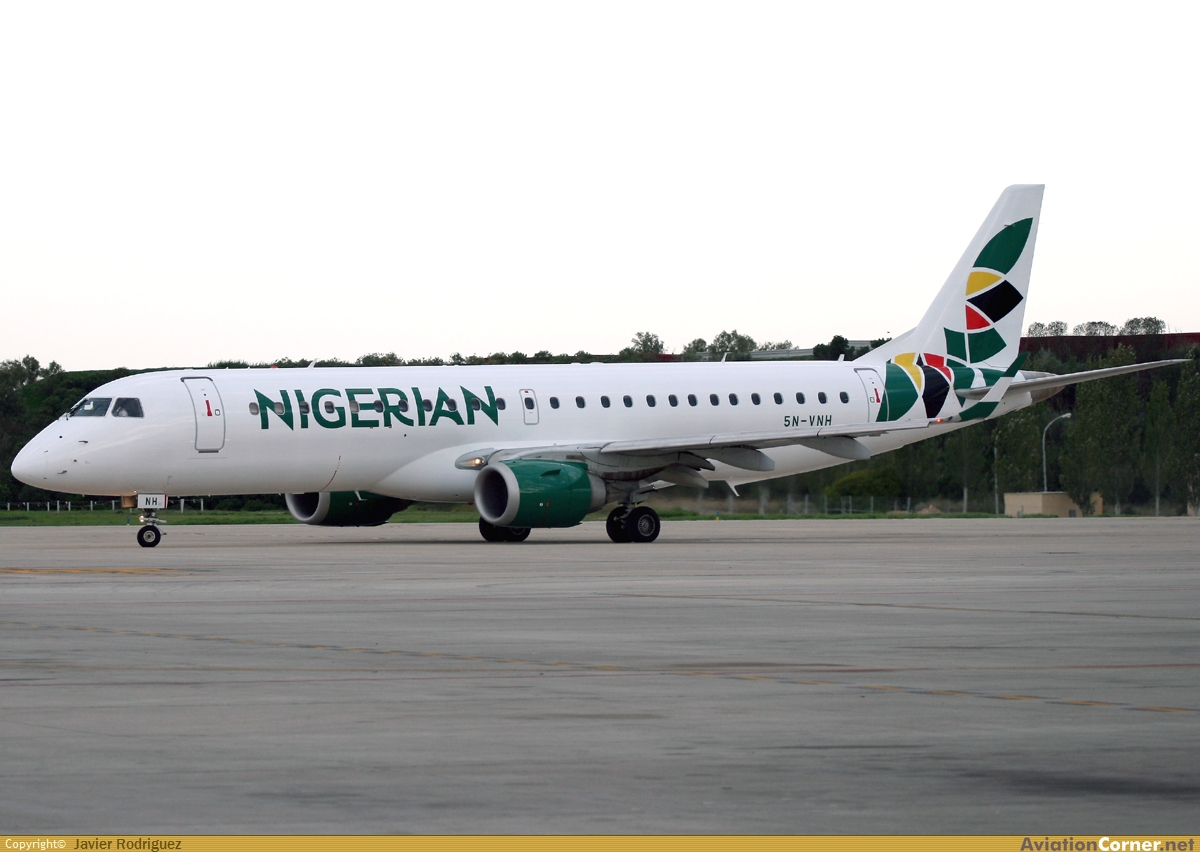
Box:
13;361;1017;502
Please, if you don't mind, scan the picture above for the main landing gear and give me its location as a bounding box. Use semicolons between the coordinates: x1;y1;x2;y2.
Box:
478;518;531;543
606;505;661;544
476;507;662;544
136;510;163;548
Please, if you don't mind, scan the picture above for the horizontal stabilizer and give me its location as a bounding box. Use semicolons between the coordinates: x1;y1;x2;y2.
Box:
957;359;1188;401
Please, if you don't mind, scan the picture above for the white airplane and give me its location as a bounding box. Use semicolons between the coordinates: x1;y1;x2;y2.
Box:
11;185;1183;547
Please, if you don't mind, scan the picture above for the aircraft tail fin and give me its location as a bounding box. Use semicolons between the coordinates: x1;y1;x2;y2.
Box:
858;185;1044;421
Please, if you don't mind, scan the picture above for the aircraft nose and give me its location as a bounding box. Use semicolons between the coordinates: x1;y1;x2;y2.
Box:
11;440;48;486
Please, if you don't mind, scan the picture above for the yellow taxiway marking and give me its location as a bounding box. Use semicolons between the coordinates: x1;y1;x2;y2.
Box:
1134;706;1191;713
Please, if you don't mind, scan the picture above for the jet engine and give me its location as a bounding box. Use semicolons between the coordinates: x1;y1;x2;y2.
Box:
474;460;606;528
285;491;411;526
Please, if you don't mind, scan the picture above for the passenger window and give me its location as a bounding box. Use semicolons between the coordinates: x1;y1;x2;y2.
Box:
688;394;698;406
371;400;382;413
275;402;286;416
249;402;260;416
840;391;850;403
523;397;535;410
496;398;506;410
709;394;719;406
549;396;560;409
818;392;828;404
471;399;480;411
623;395;633;408
446;399;458;412
668;394;678;407
400;398;411;412
796;392;806;404
349;401;360;413
424;399;434;412
324;400;336;414
300;401;311;415
646;395;656;407
729;393;739;405
773;392;783;405
601;396;611;408
111;398;144;417
576;396;586;408
69;397;111;417
751;393;760;405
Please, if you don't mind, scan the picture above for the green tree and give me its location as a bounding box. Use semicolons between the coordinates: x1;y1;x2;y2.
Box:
629;332;665;355
1060;346;1140;514
1173;366;1200;515
680;338;708;361
824;467;902;499
709;330;757;359
993;405;1045;493
812;335;866;361
1142;379;1175;516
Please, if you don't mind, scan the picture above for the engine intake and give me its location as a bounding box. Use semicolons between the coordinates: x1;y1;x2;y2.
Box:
475;461;606;528
285;491;411;526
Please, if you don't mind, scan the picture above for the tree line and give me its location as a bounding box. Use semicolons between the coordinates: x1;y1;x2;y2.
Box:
3;333;1199;515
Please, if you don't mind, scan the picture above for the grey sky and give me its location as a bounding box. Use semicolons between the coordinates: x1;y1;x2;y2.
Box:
2;2;1196;369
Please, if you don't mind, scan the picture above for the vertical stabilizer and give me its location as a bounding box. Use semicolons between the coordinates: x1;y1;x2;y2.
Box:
859;185;1044;422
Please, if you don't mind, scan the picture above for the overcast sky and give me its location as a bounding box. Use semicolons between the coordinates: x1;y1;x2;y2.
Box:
2;2;1197;370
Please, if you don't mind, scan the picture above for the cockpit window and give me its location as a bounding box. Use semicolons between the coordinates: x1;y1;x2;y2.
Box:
112;398;144;418
69;397;112;417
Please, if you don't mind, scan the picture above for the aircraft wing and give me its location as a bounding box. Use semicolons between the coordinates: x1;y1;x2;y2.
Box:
456;418;935;474
597;419;933;456
956;359;1188;401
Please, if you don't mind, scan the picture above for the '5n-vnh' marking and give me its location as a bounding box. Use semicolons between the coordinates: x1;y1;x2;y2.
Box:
785;415;831;427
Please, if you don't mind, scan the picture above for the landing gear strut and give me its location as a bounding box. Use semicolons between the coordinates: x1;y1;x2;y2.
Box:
606;505;661;543
478;518;531;543
137;510;162;548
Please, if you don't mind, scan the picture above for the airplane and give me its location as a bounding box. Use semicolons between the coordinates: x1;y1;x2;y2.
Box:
10;185;1185;547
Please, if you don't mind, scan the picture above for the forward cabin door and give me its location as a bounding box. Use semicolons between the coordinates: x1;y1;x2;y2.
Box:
855;368;885;423
182;377;226;452
520;389;539;425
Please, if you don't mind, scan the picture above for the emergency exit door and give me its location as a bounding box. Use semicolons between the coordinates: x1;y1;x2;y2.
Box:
182;377;226;452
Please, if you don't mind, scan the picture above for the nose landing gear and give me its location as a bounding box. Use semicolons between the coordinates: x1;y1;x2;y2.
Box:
136;510;163;548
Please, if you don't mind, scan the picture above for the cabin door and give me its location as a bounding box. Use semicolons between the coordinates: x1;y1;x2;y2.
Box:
519;389;539;425
855;368;885;423
182;377;226;452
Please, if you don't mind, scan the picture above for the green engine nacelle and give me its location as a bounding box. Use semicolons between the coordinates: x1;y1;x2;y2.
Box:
285;491;411;526
474;461;606;528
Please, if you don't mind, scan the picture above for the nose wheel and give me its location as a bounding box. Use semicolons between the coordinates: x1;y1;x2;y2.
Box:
137;524;161;548
136;509;163;548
